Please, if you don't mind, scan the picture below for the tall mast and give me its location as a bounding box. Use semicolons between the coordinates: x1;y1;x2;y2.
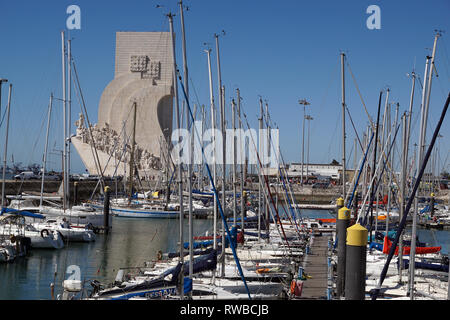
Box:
1;84;12;208
368;91;383;242
205;48;217;259
340;52;346;198
178;0;193;282
376;89;390;233
265;101;269;222
67;38;72;208
409;32;440;299
200;105;205;191
168;12;184;298
232;99;237;226
237;88;245;234
258;97;264;241
220;84;226;277
397;70;416;284
408;55;430;296
422;33;440;155
128;102;137;200
0;78;8;207
215;33;223;123
214;33;225;214
61;31;67;211
215;31;226;277
40;94;53;208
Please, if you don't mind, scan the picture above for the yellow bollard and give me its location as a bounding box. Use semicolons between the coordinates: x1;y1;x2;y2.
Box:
345;223;368;300
336;197;344;208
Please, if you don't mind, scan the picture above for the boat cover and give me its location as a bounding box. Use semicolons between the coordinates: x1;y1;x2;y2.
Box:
0;207;45;219
399;259;449;272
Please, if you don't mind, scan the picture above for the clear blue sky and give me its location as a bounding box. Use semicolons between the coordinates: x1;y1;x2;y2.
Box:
0;0;449;174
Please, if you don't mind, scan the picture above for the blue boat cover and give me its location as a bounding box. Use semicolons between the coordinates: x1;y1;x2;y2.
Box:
0;207;45;219
399;259;449;273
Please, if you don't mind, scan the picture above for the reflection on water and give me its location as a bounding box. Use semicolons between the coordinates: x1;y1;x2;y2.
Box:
0;216;212;300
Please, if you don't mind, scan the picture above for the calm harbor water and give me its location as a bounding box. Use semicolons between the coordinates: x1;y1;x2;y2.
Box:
0;209;448;300
0;216;213;300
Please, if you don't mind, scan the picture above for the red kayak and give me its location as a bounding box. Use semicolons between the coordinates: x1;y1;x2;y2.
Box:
382;236;441;255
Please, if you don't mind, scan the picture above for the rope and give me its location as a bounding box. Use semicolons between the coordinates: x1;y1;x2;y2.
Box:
346;60;374;128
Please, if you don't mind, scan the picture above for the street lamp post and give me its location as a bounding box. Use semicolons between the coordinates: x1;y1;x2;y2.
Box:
298;99;310;186
305;114;313;183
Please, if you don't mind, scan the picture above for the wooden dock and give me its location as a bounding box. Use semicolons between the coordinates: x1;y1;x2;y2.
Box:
297;233;332;299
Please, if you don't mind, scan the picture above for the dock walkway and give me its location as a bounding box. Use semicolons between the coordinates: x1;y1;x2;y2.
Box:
297;233;332;299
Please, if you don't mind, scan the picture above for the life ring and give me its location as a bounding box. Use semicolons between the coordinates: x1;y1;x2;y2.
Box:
41;229;49;237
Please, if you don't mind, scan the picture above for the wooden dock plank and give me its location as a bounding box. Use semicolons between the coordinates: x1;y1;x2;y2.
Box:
297;234;331;299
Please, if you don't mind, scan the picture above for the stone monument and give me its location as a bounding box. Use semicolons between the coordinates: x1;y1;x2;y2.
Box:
72;32;174;179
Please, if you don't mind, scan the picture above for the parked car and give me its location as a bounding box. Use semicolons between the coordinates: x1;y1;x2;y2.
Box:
14;171;39;180
70;174;81;181
39;173;61;181
79;174;99;181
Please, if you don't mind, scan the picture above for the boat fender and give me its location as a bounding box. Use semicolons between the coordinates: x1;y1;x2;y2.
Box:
290;280;296;294
157;250;163;261
41;229;49;237
293;280;303;297
10;235;16;244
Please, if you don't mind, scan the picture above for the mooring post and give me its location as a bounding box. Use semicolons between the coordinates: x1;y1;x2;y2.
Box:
336;197;344;211
430;193;435;218
103;186;110;234
73;182;78;206
336;205;350;297
345;223;368;300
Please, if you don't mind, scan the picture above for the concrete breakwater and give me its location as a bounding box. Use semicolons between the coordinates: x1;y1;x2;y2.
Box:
1;179;125;202
2;179;341;204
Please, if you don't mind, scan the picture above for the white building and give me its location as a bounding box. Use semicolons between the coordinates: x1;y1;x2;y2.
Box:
287;163;341;180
